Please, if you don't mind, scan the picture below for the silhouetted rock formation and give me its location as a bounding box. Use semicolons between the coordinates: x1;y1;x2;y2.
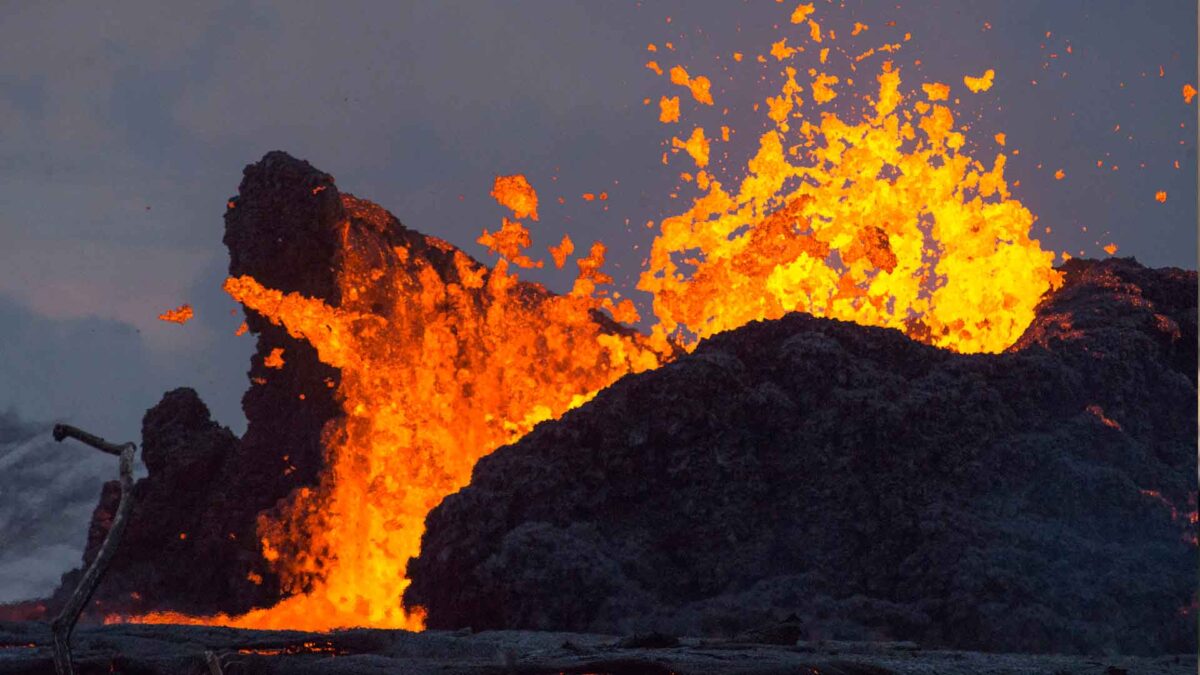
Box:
49;154;385;616
406;258;1197;655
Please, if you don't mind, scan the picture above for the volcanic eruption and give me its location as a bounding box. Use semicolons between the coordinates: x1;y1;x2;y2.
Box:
20;1;1195;661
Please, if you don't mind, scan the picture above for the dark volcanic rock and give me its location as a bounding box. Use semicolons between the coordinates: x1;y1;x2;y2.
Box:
51;152;411;617
224;151;344;525
406;258;1198;655
54;389;252;615
2;622;1194;675
140;388;235;483
50;153;352;617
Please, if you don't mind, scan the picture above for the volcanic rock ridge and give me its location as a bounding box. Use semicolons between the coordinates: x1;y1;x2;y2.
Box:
406;254;1198;655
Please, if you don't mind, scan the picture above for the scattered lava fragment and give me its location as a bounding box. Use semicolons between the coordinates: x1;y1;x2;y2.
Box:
490;174;539;221
963;69;995;92
157;304;194;325
669;65;715;105
790;3;815;24
659;95;681;123
1156;190;1168;203
1183;84;1197;104
477;218;542;269
922;82;951;101
549;234;575;269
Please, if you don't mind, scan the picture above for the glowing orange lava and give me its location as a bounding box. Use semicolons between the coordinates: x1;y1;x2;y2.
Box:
120;2;1062;630
157;304;194;325
641;56;1058;354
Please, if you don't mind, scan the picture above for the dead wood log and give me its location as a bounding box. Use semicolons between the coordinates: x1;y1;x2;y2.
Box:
50;423;138;675
204;650;224;674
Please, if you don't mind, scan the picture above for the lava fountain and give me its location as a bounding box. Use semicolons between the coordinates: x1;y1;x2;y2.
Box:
120;2;1059;630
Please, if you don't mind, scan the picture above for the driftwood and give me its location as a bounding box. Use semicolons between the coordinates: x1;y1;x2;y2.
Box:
50;423;138;675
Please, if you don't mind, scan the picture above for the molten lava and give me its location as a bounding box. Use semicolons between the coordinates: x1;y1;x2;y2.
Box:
121;3;1064;630
639;35;1058;355
157;304;194;325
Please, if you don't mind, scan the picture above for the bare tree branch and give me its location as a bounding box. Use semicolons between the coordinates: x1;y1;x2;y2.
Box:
50;424;138;675
52;424;129;456
204;650;224;675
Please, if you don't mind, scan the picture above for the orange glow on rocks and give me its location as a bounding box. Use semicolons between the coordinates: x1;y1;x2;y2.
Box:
790;3;815;24
489;174;539;221
672;127;711;168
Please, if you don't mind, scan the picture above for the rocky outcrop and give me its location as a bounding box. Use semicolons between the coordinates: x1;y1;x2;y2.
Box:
48;154;353;617
53;389;251;616
405;258;1198;655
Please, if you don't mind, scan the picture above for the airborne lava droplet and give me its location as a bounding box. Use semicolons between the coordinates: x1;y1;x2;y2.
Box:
669;65;715;105
963;68;996;92
922;82;951;101
157;304;194;325
659;95;681;123
549;234;575;269
490;174;539;221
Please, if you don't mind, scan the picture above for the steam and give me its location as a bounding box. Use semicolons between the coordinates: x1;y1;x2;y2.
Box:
0;410;111;603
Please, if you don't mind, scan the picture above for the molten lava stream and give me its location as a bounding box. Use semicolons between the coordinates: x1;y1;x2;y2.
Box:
113;2;1066;631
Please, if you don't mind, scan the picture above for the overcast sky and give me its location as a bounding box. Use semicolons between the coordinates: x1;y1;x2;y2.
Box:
0;0;1195;444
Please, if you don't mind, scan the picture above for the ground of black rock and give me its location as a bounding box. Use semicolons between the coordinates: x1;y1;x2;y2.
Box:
0;622;1194;675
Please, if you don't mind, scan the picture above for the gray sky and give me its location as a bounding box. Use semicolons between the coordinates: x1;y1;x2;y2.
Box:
0;0;1195;443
